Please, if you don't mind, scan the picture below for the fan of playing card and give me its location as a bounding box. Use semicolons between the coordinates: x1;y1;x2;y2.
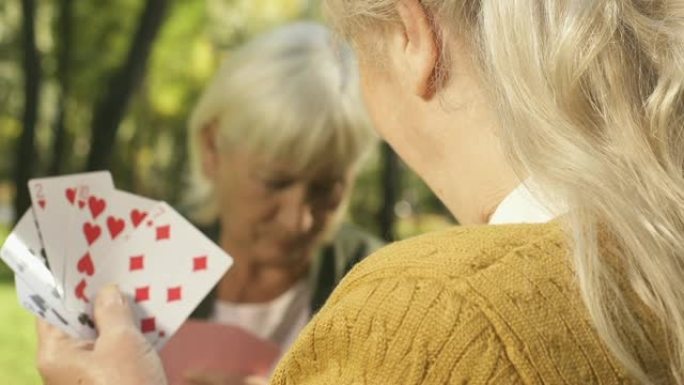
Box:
0;171;233;349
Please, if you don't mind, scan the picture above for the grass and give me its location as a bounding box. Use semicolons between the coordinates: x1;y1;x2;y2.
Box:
0;282;40;384
0;224;10;281
0;221;41;384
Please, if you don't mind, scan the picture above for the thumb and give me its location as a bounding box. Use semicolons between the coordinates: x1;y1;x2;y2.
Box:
94;285;136;335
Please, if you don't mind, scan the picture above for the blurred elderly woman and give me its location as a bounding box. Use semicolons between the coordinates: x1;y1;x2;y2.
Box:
183;22;381;352
37;0;684;384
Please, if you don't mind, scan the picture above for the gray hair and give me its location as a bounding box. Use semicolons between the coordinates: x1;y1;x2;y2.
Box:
186;22;376;224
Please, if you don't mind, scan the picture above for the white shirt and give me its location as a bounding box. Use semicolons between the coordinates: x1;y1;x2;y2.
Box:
488;182;556;224
210;279;311;352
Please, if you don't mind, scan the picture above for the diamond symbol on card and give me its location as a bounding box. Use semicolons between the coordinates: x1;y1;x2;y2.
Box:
193;256;207;271
156;225;170;241
167;286;182;302
140;317;156;333
129;255;144;271
135;286;150;302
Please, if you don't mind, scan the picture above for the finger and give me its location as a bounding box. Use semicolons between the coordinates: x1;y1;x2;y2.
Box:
245;376;269;385
183;370;234;385
93;284;136;335
36;318;71;352
35;319;78;376
183;370;210;380
36;318;69;341
185;378;210;385
182;371;211;385
185;380;210;385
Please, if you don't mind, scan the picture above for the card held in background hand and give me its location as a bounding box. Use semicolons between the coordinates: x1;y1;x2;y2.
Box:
28;171;114;292
160;320;281;385
2;210;96;339
62;189;158;311
1;172;232;349
88;202;233;349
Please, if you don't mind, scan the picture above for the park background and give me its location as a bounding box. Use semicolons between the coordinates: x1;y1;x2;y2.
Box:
0;0;455;383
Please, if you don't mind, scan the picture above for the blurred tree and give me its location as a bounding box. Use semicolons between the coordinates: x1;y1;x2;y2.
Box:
112;0;214;202
86;0;169;171
0;3;23;185
378;143;400;241
49;0;72;175
0;0;453;240
14;0;40;223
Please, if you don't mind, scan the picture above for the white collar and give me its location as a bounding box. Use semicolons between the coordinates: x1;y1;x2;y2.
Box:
488;182;556;225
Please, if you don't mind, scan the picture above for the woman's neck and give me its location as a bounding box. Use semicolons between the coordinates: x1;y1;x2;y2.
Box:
216;232;310;304
216;260;308;303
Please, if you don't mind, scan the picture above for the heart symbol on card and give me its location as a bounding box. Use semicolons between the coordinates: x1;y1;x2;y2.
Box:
131;210;147;228
83;223;101;245
78;200;85;209
107;216;125;239
65;188;76;205
88;196;106;219
38;199;46;209
75;279;90;304
77;252;95;276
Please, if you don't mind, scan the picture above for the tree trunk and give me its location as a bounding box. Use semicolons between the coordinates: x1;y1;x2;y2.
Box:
14;0;41;222
49;0;73;175
378;142;400;241
86;0;169;171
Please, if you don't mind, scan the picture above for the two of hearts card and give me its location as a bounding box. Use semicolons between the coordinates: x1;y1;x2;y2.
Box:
0;171;233;349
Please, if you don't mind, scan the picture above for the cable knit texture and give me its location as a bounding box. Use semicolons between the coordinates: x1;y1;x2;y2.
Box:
270;221;668;384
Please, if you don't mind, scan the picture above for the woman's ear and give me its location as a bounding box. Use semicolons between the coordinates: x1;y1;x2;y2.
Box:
199;120;220;180
395;0;440;99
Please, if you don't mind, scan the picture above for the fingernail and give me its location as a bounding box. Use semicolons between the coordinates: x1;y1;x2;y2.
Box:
100;284;124;306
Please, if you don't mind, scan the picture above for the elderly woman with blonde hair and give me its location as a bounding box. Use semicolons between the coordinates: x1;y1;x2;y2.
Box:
183;21;381;351
175;21;382;384
37;1;684;384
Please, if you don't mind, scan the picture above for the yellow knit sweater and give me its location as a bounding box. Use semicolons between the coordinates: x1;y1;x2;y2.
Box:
270;221;670;384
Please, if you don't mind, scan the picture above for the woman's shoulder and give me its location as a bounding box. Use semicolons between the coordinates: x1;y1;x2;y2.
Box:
334;221;568;293
273;221;631;384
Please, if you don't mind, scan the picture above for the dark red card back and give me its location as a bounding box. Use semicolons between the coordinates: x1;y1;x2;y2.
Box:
160;320;281;385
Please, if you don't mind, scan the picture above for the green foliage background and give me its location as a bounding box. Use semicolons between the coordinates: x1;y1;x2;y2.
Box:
0;1;453;383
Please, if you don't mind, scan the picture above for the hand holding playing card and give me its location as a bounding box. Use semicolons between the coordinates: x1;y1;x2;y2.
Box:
3;172;233;385
87;201;234;348
36;285;167;385
1;171;233;349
